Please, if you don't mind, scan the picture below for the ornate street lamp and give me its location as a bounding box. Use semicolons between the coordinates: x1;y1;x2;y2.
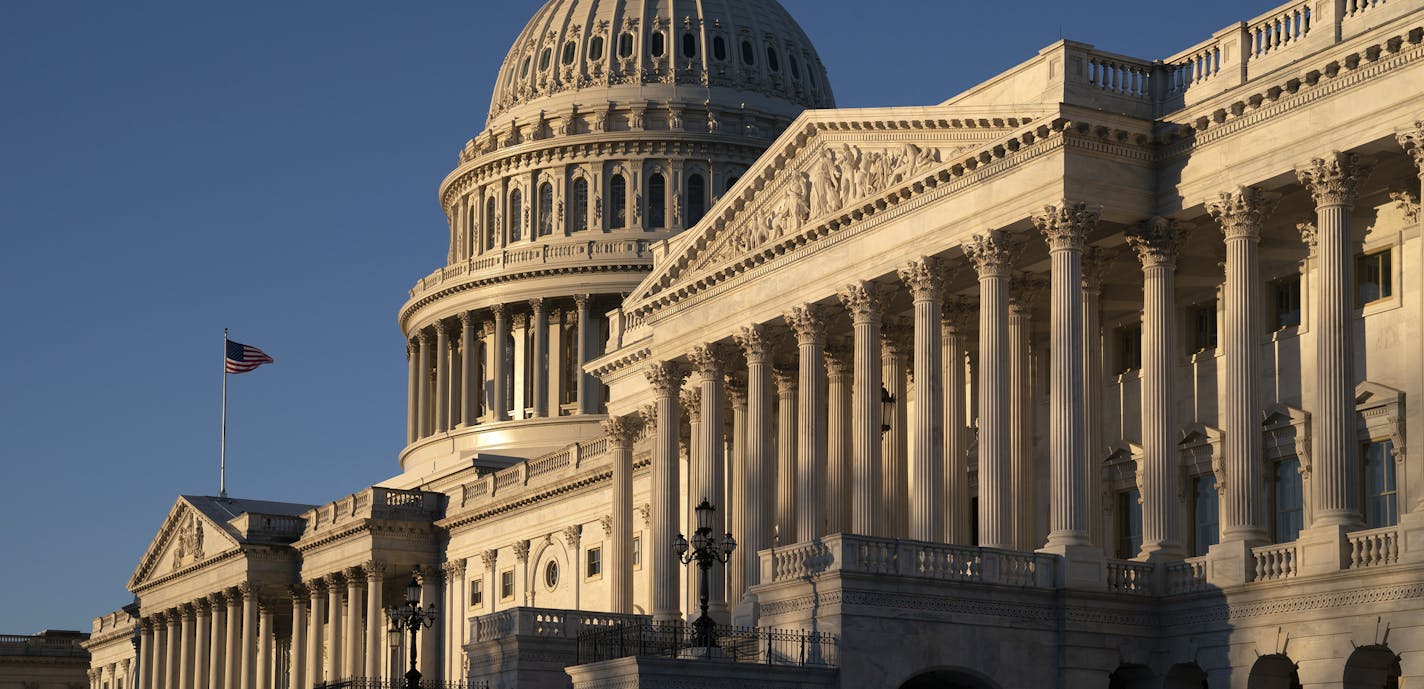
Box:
880;385;896;435
674;499;736;652
385;569;437;689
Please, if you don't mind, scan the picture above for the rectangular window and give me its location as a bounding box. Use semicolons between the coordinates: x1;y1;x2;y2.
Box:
500;569;515;600
469;579;483;607
1190;302;1218;352
1116;489;1143;559
1273;458;1305;543
632;536;642;568
1364;440;1398;528
1357;248;1393;305
587;546;603;577
1117;323;1142;373
1192;475;1220;557
1273;274;1302;329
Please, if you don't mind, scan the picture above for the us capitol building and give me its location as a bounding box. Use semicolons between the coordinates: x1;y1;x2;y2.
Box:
79;0;1424;687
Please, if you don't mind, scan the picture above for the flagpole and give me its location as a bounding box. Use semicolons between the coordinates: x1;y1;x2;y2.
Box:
221;328;229;499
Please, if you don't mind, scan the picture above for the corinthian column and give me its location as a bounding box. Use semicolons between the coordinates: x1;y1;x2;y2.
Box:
1128;217;1190;560
1082;248;1113;549
942;298;974;544
324;574;344;683
343;568;363;679
1400;123;1424;515
139;620;154;689
881;322;911;539
287;588;306;689
785;306;828;542
604;415;638;613
207;595;225;689
1208;187;1277;545
193;601;210;689
966;232;1014;549
531;298;549;418
725;376;748;607
491;304;510;422
825;348;853;536
899;259;946;543
177;605;193;689
838;282;885;536
415;567;440;680
416;331;432;438
645;361;686;622
363;563;384;680
237;585;256;689
732;326;772;607
406;339;418;444
222;591;239;689
255;603;272;689
1298;152;1373;529
435;323;450;433
688;344;728;617
460;312;478;426
576;295;595;414
305;581;325;688
772;366;798;545
1007;275;1041;549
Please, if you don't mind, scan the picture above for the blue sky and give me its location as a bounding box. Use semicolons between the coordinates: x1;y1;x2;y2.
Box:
0;0;1251;632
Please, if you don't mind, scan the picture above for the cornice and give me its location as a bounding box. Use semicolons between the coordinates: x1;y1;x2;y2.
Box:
399;262;651;332
587;346;651;381
130;546;251;594
439;457;651;533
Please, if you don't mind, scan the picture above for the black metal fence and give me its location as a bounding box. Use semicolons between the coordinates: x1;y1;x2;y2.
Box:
574;622;838;668
315;679;482;689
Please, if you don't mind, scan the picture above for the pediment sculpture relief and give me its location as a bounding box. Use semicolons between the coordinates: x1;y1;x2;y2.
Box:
171;512;205;571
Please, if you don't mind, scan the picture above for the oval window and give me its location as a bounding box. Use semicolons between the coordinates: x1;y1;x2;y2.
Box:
790;54;801;80
618;32;634;58
562;41;577;65
682;33;697;58
544;560;560;589
741;40;755;66
766;46;780;72
650;32;665;58
713;36;727;61
520;56;531;78
589;35;605;61
539;47;552;71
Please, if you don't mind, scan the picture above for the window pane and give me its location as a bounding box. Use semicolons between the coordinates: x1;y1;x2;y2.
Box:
1357;249;1392;305
610;175;627;229
486;198;498;249
509;190;523;241
618;33;634;58
648;173;666;229
741;40;755;65
682;33;697;59
1274;458;1304;543
1274;275;1301;329
1193;476;1219;556
650;32;665;58
562;41;577;65
687;174;706;226
589;36;605;61
1117;489;1143;559
572;179;589;232
766;46;780;72
538;183;554;237
713;36;727;61
1364;440;1398;528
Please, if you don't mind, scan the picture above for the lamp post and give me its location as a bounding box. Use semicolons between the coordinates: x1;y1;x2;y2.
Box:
674;499;736;652
384;569;437;689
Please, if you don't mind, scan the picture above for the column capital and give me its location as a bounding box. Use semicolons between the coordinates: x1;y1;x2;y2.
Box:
1126;216;1191;267
644;361;687;395
528;297;546;313
513;539;531;563
323;571;345;588
194;598;211;615
897;257;946;302
1399;120;1424;169
406;339;416;359
458;311;475;328
511;312;529;328
1391;191;1420;225
343;566;364;583
638;403;658;432
941;296;976;333
413;564;442;586
362;560;387;580
838;280;885;324
416;329;433;346
1207;186;1279;241
207;590;227;607
1082;246;1117;291
783;304;828;344
881;317;913;356
734;324;772;363
603;414;640;446
479;549;498;572
965;230;1015;278
289;585;308;603
562;524;583;548
490;302;507;319
824;346;852;376
1008;273;1046;313
177;602;195;617
1296;151;1373;207
236;582;257;599
304;578;326;595
443;558;469;578
681;388;702;423
688;343;730;380
772;366;797;394
574;293;591;309
1296;222;1319;255
725;373;748;406
1033;202;1100;251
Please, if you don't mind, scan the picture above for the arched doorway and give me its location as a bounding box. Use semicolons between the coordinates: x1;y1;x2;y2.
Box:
1164;663;1209;689
1344;645;1401;689
1109;665;1155;689
1249;654;1302;689
898;668;1000;689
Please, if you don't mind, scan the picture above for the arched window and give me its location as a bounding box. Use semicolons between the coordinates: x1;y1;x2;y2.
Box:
712;36;727;61
741;40;755;66
686;174;706;226
509;189;523;242
682;33;697;58
538;183;554;237
562;41;577;65
766;46;780;72
485;197;498;250
618;33;634;58
589;36;605;61
1273;458;1304;543
609;174;627;229
648;173;666;229
571;178;589;232
650;32;665;58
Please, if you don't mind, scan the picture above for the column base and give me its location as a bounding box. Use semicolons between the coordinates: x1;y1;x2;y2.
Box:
1137;541;1186;562
1297;524;1350;576
1036;543;1105;590
1398;511;1424;564
1205;539;1255;587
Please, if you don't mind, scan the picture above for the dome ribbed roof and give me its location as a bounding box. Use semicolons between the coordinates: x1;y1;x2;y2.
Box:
488;0;834;127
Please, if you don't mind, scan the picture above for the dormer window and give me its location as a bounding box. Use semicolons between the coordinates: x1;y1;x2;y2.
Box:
741;40;755;66
682;33;697;58
538;47;552;71
766;45;780;72
589;35;605;61
713;35;727;61
650;31;666;58
562;41;577;65
618;32;635;58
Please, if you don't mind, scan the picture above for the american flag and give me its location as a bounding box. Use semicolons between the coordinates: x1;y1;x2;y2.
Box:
225;339;274;374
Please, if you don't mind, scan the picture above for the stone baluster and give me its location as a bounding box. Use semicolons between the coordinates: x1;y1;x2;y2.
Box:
1128;217;1191;560
460;312;478;426
406;339;418;444
364;562;384;679
222;590;239;689
942;298;974;544
193;601;210;689
899;259;946;543
645;361;687;622
531;298;549;417
1208;187;1278;545
785;306;828;543
343;567;363;679
689;344;729;617
491;304;510;422
605;415;638;613
1007;274;1042;549
238;584;257;689
435;323;451;433
825;347;853;536
837;282;885;537
287;587;306;689
416;331;433;439
733;326;772;613
325;573;344;683
306;581;326;688
1082;248;1114;548
772;366;798;545
576;295;595;414
966;232;1014;549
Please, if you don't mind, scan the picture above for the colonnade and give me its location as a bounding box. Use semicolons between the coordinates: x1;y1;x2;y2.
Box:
89;659;133;689
407;295;604;444
616;144;1407;619
136;584;267;689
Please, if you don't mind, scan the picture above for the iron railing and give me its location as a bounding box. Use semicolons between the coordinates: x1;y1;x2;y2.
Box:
575;622;838;668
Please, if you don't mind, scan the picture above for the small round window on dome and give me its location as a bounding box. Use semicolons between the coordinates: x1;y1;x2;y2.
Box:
589;35;605;61
562;41;577;66
713;35;727;61
741;40;755;66
682;33;697;59
618;32;634;58
544;560;560;590
766;46;780;72
539;47;552;71
650;31;665;58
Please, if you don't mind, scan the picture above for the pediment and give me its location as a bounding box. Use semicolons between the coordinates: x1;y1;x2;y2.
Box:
128;497;242;591
1104;440;1143;464
627;105;1056;309
1177;423;1223;448
1262;403;1310;431
1356;381;1404;410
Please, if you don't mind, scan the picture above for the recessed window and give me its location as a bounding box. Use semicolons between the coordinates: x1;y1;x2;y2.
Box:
1190;301;1218;352
544;560;560;590
539;47;552;71
589;36;605;61
790;54;801;80
686;174;706;226
571;178;589;232
1273;274;1302;329
500;570;515;600
1192;475;1219;557
648;173;666;229
469;579;483;607
609;174;627;229
1273;458;1304;543
1364;440;1398;528
1115;488;1142;559
587;546;603;577
520;56;532;78
741;40;756;66
682;33;697;58
632;536;642;567
508;189;523;242
1357;248;1392;305
485;197;498;250
713;36;727;61
650;32;665;58
538;182;554;237
618;32;635;58
766;46;780;72
1117;323;1142;373
562;41;577;65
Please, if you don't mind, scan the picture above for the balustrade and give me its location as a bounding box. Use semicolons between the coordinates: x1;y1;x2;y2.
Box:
1348;526;1400;568
1248;2;1312;58
1106;560;1155;595
1165;557;1208;594
1252;543;1299;581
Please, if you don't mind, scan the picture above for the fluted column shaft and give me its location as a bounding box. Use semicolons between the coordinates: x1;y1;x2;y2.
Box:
785;308;827;542
207;597;224;689
881;334;909;539
899;260;946;543
306;585;325;687
1399;125;1424;513
1209;188;1275;544
139;622;155;689
839;283;884;536
825;352;852;535
726;384;748;606
967;233;1013;549
491;305;510;422
531;299;549;417
325;577;343;682
288;593;306;689
773;369;798;544
1300;153;1372;528
155;616;169;689
606;417;636;613
418;570;440;680
344;571;362;679
239;589;256;689
255;605;272;689
1130;219;1188;559
194;604;210;689
576;296;595;414
1082;250;1109;549
222;594;238;689
646;362;685;622
460;314;478;426
942;302;971;544
1007;291;1034;549
364;566;383;680
177;607;193;689
406;341;418;444
416;332;432;438
734;327;772;602
435;326;450;433
690;346;728;616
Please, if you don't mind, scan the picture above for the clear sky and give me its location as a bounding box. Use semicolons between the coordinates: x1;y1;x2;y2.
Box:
1;0;1252;632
